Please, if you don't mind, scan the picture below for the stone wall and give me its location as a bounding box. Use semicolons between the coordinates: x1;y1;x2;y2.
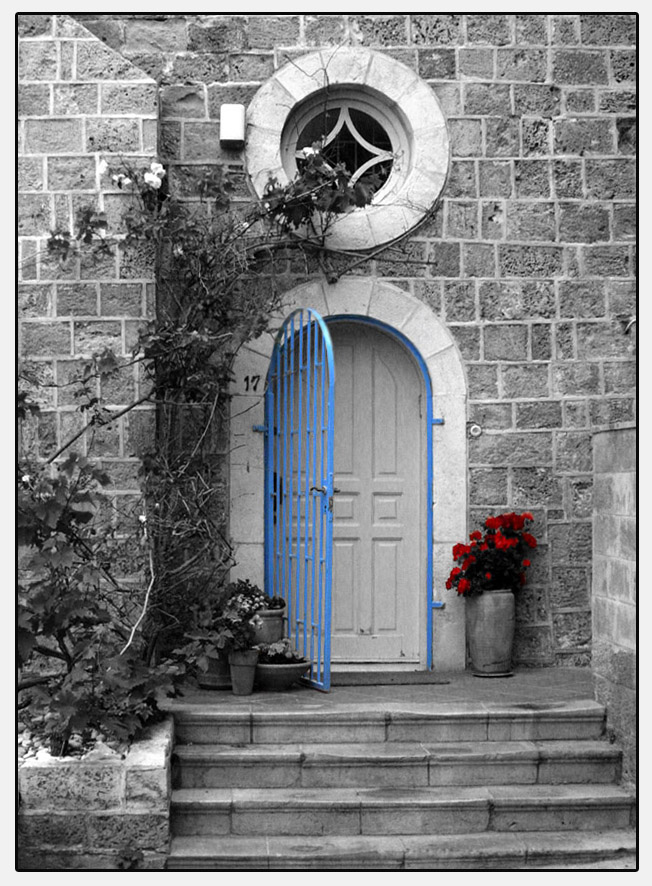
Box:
18;13;638;667
17;718;173;870
592;425;636;786
18;14;158;549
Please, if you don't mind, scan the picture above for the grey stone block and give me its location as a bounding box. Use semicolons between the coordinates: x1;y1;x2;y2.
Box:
553;50;609;85
410;14;463;45
18;83;51;117
349;14;408;47
580;14;636;45
466;14;511;45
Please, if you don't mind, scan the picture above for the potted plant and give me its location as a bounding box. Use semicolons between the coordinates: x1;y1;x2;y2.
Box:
176;585;234;690
249;591;286;645
207;591;263;695
446;512;537;677
179;579;270;693
254;639;311;691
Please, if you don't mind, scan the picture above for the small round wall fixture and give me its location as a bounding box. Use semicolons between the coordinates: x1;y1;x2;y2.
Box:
245;48;450;252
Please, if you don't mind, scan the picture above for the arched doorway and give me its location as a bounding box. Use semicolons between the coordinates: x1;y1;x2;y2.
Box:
230;278;469;676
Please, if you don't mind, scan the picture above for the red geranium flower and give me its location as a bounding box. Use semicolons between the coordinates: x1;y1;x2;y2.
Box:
446;511;537;597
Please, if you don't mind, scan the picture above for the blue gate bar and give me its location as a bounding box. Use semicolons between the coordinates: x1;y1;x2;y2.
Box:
296;314;304;655
302;317;312;661
264;309;334;690
309;325;320;667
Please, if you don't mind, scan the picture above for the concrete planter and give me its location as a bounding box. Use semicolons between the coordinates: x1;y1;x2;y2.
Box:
465;589;515;677
255;660;311;691
17;717;174;871
251;607;285;644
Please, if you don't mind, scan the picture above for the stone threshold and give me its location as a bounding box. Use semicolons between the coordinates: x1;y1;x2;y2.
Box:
330;668;451;686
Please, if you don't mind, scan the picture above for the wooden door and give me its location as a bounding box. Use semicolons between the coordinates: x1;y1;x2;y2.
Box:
330;322;424;663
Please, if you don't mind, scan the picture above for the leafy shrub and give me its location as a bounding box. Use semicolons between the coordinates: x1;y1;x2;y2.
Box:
17;448;181;755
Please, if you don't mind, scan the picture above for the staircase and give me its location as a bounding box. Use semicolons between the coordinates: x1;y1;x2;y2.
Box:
166;695;636;870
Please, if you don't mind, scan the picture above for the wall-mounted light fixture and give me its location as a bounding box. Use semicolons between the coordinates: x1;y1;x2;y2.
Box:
220;104;245;150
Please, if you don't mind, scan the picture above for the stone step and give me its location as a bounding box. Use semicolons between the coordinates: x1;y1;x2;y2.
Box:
171;699;606;745
167;829;637;870
170;783;635;838
173;739;621;789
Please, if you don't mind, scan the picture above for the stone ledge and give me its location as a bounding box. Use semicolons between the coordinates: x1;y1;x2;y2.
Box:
17;717;173;871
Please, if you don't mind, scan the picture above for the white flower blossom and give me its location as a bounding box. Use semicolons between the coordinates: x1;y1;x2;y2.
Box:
144;172;163;189
98;159;108;175
22;474;31;484
150;162;166;177
138;514;147;524
122;177;132;186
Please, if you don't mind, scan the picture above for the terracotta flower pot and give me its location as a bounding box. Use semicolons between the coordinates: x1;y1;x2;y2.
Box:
252;607;285;644
465;588;515;677
228;648;259;696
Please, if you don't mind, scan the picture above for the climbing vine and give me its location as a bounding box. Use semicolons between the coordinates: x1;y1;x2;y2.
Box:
17;146;397;752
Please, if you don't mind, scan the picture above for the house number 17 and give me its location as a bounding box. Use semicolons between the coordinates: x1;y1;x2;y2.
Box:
243;375;261;392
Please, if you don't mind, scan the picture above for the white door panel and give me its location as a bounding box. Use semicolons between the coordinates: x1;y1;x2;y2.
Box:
330;322;423;663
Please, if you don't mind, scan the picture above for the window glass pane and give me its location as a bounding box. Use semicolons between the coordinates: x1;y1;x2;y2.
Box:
296;106;393;189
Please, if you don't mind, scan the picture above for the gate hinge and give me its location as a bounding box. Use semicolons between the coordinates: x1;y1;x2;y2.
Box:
432;418;445;426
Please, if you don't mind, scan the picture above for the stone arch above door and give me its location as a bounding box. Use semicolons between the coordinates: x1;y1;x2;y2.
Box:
230;278;468;670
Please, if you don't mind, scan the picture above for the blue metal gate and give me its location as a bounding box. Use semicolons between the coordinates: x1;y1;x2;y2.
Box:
263;309;335;690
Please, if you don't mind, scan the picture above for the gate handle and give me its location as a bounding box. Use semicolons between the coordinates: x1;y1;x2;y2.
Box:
310;486;327;495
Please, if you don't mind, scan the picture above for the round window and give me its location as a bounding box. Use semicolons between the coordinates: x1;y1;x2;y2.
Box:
245;48;450;251
281;88;409;203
